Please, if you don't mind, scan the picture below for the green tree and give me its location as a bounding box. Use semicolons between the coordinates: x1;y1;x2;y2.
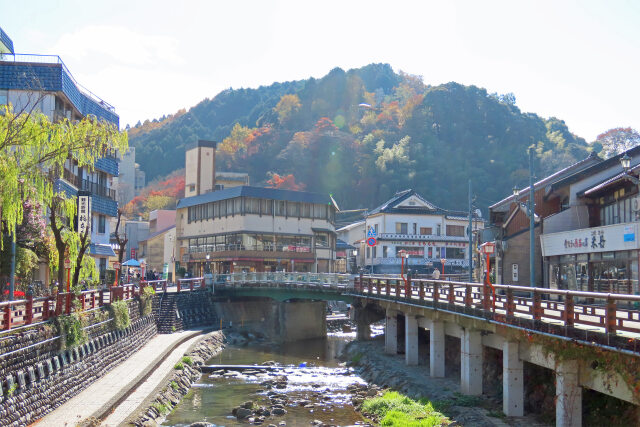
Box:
597;127;640;158
0;105;128;290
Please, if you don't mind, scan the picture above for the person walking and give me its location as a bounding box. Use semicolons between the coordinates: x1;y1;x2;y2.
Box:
432;268;440;280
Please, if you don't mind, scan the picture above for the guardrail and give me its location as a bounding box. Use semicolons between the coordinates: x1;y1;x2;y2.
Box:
354;275;640;350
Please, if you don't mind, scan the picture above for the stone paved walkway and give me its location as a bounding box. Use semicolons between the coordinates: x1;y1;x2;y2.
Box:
34;329;204;427
103;331;221;426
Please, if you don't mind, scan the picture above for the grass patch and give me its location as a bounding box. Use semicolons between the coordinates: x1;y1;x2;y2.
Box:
452;392;484;407
362;391;450;426
152;401;169;415
350;352;363;364
170;381;179;390
181;356;193;366
174;362;184;370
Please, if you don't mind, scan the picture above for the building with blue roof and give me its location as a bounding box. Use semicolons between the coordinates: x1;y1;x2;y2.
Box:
0;25;120;282
175;141;337;274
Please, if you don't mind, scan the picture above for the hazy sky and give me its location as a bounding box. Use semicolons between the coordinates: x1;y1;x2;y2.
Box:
3;0;639;141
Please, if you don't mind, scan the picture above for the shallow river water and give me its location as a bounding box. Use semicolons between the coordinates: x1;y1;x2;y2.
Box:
162;335;369;426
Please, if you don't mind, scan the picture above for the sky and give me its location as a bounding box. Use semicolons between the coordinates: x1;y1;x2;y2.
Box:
2;0;639;141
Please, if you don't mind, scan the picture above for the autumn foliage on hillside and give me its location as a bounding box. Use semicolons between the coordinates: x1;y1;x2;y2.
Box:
122;172;185;219
266;173;305;191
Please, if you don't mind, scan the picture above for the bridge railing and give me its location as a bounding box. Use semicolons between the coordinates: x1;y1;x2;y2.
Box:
177;277;205;292
142;279;169;293
0;284;143;331
213;272;353;290
354;275;640;348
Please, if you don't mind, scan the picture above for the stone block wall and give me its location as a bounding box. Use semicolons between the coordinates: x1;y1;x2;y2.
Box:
154;291;218;333
0;298;157;426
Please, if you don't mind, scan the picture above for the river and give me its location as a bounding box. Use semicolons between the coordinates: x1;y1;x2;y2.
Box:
162;334;369;426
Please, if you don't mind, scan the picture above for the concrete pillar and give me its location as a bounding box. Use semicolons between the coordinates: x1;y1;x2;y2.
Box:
405;314;419;366
385;309;398;355
556;360;582;427
461;328;482;395
429;320;445;377
502;341;524;416
354;306;371;340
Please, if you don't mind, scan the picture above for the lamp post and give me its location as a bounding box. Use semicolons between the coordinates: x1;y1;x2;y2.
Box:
619;153;640;302
528;147;535;288
480;242;496;311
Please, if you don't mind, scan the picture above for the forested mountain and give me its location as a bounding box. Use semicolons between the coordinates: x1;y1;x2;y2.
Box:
129;63;591;211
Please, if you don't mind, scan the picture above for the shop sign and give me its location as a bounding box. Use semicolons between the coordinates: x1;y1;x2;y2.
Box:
541;223;639;257
77;194;91;235
389;241;467;247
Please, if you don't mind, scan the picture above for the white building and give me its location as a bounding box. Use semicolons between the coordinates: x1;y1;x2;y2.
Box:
340;190;483;274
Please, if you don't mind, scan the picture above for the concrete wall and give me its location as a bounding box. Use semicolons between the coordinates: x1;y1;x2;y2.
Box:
213;299;326;342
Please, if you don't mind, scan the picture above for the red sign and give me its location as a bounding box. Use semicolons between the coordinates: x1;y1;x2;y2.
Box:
64;259;71;269
113;262;121;270
131;248;137;259
367;237;377;247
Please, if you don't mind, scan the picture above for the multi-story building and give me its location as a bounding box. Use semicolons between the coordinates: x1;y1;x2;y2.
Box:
344;190;483;275
537;149;640;294
0;28;121;282
175;140;336;275
487;153;602;286
215;172;250;190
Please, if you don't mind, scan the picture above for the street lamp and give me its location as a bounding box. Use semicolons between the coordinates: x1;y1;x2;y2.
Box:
621;153;631;172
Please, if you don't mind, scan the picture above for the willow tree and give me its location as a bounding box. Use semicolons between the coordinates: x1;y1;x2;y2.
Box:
0;105;128;291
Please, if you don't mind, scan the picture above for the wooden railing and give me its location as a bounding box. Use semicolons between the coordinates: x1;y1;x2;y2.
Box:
354;275;640;351
0;284;140;331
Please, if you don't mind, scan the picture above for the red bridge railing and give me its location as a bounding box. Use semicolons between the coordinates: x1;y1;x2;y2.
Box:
354;275;640;352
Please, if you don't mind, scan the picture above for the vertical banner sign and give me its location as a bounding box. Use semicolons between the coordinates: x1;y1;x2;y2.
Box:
77;192;91;235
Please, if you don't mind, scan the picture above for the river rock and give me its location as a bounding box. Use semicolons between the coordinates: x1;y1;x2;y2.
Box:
189;423;214;427
242;401;254;409
235;407;253;419
272;407;287;415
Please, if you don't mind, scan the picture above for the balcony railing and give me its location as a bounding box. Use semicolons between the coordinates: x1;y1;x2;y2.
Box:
62;169;80;187
188;244;313;254
0;53;115;112
378;233;468;242
80;179;116;200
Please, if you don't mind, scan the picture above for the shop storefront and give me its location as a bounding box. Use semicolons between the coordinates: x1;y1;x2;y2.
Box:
541;223;639;295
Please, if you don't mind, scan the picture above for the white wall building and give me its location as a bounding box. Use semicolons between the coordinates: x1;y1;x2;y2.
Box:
343;190;483;274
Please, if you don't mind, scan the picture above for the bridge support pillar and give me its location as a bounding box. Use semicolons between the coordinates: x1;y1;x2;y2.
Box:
405;314;419;366
461;328;482;395
503;341;523;417
556;360;582;427
384;309;398;355
355;306;371;340
429;320;445;377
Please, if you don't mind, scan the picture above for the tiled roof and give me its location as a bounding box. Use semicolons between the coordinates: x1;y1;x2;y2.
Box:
177;186;332;209
94;157;119;176
92;194;118;217
0;27;13;54
0;61;118;125
90;243;116;257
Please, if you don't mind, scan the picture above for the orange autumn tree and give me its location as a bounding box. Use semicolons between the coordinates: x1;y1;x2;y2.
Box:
123;173;185;219
266;173;306;191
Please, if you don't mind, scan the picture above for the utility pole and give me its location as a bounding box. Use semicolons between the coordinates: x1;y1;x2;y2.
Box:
529;147;535;287
468;179;473;283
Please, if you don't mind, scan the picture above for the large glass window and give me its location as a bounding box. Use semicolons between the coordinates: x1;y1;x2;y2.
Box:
445;247;465;259
446;225;465;237
315;233;329;248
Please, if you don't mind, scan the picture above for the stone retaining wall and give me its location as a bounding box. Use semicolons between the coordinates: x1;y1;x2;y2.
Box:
133;331;225;426
154;291;218;333
0;299;157;426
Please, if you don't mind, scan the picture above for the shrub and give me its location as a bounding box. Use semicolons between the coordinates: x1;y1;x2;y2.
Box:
174;362;184;370
181;356;193;366
139;285;155;316
152;401;168;415
109;300;131;331
170;381;179;390
54;313;87;350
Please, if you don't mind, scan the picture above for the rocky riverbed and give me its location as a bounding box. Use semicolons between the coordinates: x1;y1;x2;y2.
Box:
343;339;550;427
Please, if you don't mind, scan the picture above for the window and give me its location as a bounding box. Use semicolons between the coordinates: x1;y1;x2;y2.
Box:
315;233;329;248
189;184;195;192
446;225;465;237
287;202;300;217
261;199;273;215
98;215;106;234
428;247;433;258
302;203;311;218
374;224;379;235
395;222;408;234
383;246;388;257
445;247;465;259
420;227;432;235
215;184;224;190
372;246;377;258
413;223;417;235
436;224;441;236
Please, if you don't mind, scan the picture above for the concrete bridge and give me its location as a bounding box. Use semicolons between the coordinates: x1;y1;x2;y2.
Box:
208;272;640;426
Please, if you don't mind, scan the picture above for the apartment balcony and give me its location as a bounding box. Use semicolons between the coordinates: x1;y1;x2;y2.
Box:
80;179;116;201
62;168;80;187
0;54;118;125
